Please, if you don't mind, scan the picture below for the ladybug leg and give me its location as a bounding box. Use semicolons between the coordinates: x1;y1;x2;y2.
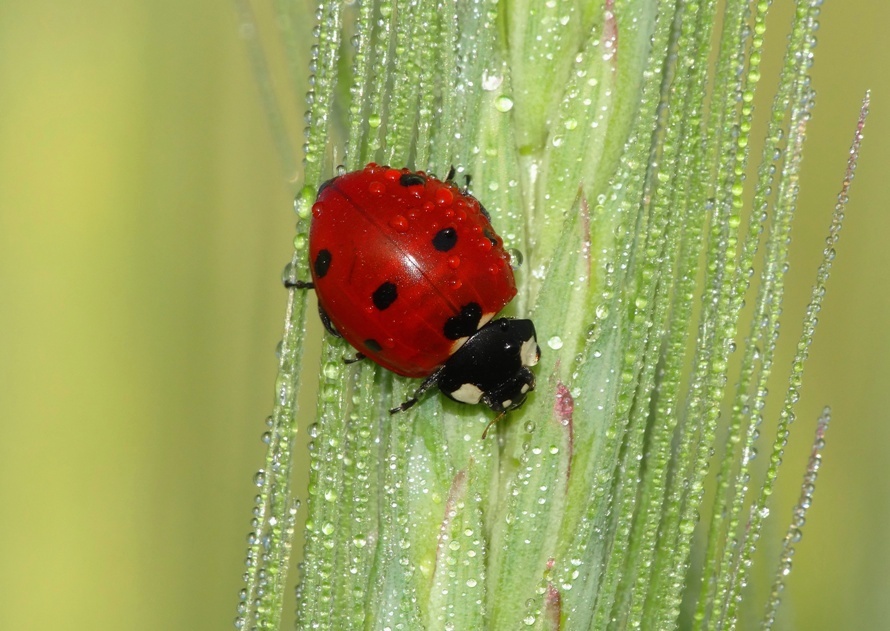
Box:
284;279;314;289
318;304;341;338
445;165;456;182
389;368;444;414
462;174;472;195
283;279;342;336
343;352;365;364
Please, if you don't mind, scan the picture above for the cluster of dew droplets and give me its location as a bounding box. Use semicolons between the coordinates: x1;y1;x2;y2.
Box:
235;408;301;630
236;0;351;624
234;278;309;631
302;1;342;169
761;407;829;629
725;90;869;630
428;489;489;629
759;98;869;626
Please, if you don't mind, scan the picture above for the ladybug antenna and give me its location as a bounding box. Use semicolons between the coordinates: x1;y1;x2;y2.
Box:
446;165;456;182
481;411;506;439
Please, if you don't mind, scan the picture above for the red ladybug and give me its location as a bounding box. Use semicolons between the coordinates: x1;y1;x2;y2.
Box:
292;163;540;414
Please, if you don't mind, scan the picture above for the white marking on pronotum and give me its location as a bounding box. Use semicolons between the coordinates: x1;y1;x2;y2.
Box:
501;399;512;409
450;383;484;404
520;383;530;394
521;337;539;367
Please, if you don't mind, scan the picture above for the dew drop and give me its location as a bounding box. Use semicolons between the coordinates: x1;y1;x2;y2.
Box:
281;262;299;286
481;70;503;91
323;362;341;380
495;95;514;112
508;248;524;269
294;185;316;218
547;336;564;350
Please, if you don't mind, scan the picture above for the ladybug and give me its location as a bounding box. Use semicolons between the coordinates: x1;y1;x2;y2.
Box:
291;163;540;415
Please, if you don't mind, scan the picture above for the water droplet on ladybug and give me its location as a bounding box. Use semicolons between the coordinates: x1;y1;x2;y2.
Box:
389;215;409;232
368;181;385;195
508;248;524;269
435;188;454;206
447;255;461;269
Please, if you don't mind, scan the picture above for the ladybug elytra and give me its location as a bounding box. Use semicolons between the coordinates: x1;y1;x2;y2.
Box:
292;163;540;415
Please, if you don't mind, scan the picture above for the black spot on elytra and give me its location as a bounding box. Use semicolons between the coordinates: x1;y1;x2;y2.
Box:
443;302;483;340
364;339;382;352
372;282;398;310
432;227;458;252
314;249;332;278
399;173;426;187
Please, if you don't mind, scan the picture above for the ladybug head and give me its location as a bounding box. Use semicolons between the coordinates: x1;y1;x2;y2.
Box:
438;318;541;412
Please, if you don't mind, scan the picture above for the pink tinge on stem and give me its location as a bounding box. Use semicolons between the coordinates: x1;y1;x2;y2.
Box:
553;381;575;480
434;469;468;561
554;382;574;429
544;583;562;629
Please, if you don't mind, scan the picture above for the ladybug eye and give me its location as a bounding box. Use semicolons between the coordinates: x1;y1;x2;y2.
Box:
432;227;458;252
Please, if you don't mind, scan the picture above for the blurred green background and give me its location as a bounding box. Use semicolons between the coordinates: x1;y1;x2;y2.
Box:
0;1;886;630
